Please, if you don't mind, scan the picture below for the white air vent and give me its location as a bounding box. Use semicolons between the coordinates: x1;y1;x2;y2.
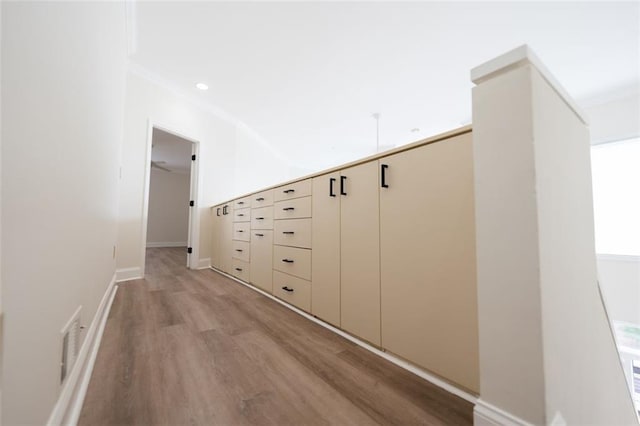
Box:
60;306;82;385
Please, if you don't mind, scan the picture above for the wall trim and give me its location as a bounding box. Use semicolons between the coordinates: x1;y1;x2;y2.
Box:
115;267;142;282
596;253;640;263
145;241;187;248
46;275;119;426
197;258;211;269
210;267;477;405
473;399;534;426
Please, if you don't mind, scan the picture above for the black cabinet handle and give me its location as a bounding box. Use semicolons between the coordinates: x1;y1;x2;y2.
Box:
381;164;389;188
238;213;245;217
255;233;264;237
283;189;295;194
235;267;243;272
256;217;265;220
235;249;243;252
329;178;336;197
282;286;294;292
282;259;294;263
282;231;295;235
223;205;228;215
237;230;244;233
340;176;347;196
216;208;221;216
283;207;295;211
256;197;265;201
238;201;245;205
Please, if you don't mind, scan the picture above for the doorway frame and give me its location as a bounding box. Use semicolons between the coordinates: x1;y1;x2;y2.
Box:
140;119;201;275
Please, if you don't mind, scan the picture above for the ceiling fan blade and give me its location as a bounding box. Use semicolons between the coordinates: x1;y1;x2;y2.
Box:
151;161;171;172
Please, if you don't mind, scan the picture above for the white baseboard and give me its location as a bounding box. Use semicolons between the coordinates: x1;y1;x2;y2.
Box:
146;241;187;248
210;266;477;405
47;274;119;426
474;399;533;426
116;266;142;282
197;258;211;269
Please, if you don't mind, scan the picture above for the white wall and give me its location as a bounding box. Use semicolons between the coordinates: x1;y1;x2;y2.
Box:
1;3;126;424
472;47;637;425
117;70;290;276
147;169;190;246
598;255;640;326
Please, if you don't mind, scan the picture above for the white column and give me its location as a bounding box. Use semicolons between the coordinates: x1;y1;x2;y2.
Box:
472;45;637;425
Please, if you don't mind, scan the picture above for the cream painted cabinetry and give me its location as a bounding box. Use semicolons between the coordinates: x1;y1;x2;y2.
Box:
219;203;234;274
338;161;381;346
311;172;341;326
210;128;478;394
210;205;223;270
250;194;274;292
379;133;478;392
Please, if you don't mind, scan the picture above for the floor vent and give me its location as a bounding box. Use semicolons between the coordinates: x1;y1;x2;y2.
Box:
60;306;82;385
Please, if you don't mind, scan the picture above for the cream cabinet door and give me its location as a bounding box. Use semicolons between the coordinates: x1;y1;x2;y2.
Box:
340;161;380;346
311;172;341;327
379;132;479;393
210;205;223;269
220;203;234;274
250;230;273;293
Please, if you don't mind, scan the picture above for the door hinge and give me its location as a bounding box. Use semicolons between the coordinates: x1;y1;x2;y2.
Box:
189;200;194;207
187;247;193;254
191;154;196;161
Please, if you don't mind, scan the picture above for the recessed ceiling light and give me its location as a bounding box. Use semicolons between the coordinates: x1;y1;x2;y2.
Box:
195;83;208;91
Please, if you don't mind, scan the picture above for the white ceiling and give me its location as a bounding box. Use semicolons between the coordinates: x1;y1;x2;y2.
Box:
151;128;193;173
131;1;640;172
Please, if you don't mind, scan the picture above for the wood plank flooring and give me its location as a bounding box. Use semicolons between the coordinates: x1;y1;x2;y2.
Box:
79;247;474;425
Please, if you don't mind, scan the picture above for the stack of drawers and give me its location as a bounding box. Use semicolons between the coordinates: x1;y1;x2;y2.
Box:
231;196;251;282
250;189;274;292
272;179;312;311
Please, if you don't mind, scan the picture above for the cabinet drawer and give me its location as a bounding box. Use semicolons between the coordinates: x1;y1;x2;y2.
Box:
274;197;312;220
234;196;251;210
251;190;274;208
231;259;250;282
233;222;251;242
274;179;312;202
273;245;311;280
234;207;251;222
251;206;274;230
273;218;312;249
232;240;250;262
273;271;311;312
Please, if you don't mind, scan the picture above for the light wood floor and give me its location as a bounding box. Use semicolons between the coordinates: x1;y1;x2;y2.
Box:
79;247;474;425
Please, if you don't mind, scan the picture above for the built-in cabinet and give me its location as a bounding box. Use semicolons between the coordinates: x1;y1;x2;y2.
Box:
210;128;479;393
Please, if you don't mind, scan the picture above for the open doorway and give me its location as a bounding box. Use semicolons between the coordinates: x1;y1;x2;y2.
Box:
142;126;199;273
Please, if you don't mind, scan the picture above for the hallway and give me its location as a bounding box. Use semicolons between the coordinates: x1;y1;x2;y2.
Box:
78;247;473;425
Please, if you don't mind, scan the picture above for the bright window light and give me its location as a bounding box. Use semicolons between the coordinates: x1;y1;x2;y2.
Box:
591;137;640;256
195;83;208;91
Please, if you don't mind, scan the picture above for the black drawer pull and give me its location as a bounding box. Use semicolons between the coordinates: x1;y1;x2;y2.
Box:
223;205;228;215
235;249;243;252
283;207;295;211
235;267;243;272
256;197;265;201
238;201;245;205
216;207;221;216
329;178;336;197
282;286;294;292
237;230;244;233
381;164;389;188
256;217;265;220
282;231;295;235
255;233;264;237
282;259;294;263
238;213;245;217
340;176;347;196
283;189;295;194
